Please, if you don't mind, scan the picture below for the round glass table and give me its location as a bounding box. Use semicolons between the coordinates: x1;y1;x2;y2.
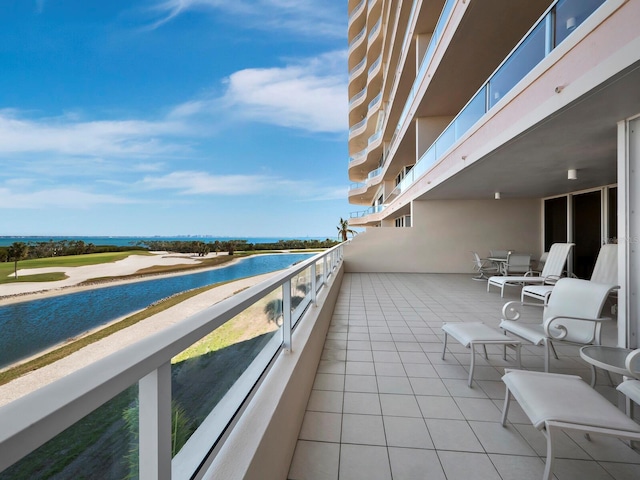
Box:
579;345;640;387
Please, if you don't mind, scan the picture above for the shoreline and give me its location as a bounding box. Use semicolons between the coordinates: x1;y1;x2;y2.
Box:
0;253;247;306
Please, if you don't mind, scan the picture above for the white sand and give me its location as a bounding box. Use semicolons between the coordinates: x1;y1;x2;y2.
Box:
0;251;235;303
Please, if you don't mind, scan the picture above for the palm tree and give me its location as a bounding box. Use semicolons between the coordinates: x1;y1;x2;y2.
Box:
337;217;357;242
7;242;28;279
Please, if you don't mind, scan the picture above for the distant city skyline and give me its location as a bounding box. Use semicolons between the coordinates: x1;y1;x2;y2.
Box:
0;0;350;237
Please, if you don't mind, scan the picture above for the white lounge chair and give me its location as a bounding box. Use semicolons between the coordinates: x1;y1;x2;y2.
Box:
521;243;617;304
487;243;574;297
501;368;640;480
471;252;499;280
500;277;618;371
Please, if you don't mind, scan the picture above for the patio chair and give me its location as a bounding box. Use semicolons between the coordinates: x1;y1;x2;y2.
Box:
501;368;640;480
499;277;618;372
487;243;574;297
501;252;532;276
521;243;617;305
471;252;499;280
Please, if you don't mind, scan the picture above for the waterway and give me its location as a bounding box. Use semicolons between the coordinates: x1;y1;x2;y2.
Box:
0;253;313;369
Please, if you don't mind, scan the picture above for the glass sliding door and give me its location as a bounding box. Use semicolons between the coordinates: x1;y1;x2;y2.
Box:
544;196;568;252
572;190;602;279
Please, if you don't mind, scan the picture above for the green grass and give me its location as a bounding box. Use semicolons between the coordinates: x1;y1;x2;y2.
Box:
0;251;152;284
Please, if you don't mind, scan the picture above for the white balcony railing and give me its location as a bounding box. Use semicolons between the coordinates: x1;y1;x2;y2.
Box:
0;246;344;478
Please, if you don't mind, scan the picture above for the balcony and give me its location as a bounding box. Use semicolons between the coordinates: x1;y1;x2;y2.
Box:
390;0;607;200
288;272;639;479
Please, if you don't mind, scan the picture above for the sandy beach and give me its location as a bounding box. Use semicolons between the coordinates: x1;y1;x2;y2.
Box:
0;251;239;305
0;252;279;406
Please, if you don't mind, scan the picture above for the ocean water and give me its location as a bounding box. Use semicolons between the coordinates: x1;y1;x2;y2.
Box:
0;235;332;247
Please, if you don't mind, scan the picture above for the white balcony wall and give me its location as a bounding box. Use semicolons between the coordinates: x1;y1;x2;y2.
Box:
344;198;540;273
202;264;344;480
415;33;432;69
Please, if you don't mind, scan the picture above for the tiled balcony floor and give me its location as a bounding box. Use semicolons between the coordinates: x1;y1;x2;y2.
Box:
288;273;640;480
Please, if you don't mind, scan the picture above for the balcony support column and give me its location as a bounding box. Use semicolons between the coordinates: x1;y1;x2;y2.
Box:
283;280;292;352
139;361;172;480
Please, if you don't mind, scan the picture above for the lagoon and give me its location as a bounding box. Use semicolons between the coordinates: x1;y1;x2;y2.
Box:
0;253;312;369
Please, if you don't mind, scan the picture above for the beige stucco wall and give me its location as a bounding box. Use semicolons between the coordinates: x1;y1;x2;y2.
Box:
344;198;541;273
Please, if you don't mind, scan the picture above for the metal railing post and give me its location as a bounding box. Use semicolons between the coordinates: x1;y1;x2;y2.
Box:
139;361;172;480
283;280;292;352
311;263;317;305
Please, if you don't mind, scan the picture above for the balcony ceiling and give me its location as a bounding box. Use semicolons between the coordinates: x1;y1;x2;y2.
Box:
418;61;640;200
416;0;551;118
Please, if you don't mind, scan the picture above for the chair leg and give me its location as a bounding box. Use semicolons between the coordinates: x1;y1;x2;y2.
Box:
468;344;476;388
549;341;559;360
543;425;558;480
501;386;511;426
589;364;597;387
482;344;489;360
544;341;550;372
441;332;448;360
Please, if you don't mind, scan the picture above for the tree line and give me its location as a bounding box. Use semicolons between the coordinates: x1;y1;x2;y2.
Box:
0;238;339;263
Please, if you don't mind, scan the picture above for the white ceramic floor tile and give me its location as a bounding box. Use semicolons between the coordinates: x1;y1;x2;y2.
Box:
383;416;434;449
313;373;344;392
341;413;386;446
426;418;484;452
409;377;450;397
437;451;501;480
388;447;445;480
339;444;391;480
377;376;413;394
416;395;465;420
468;421;537;456
299;411;342;443
488;454;547;480
374;363;407;377
306;390;343;413
455;397;503;422
288;440;339;480
344;374;378;393
379;393;422;417
343;392;381;415
345;361;376;376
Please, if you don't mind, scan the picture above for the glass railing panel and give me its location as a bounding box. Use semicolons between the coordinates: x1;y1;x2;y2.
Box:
401;0;420;55
434;123;456;158
350;182;366;190
554;0;605;46
349;87;367;107
368;92;382;111
349;149;367;164
368;129;382;145
349;58;366;77
349;26;366;49
349;118;366;135
291;267;312;327
368;56;382;76
489;21;546;108
0;387;138;479
348;0;365;22
315;260;325;292
367;167;382;180
171;288;283;450
368;18;382;41
454;85;487;139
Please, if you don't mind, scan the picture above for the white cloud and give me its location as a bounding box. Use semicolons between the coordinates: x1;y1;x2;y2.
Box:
138;171;278;195
148;0;345;38
0;187;133;209
0;110;188;157
168;51;348;133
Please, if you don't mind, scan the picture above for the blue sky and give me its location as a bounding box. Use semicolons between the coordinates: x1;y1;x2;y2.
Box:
0;0;351;238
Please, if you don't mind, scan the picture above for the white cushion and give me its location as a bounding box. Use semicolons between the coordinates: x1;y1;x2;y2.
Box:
442;322;514;346
503;370;640;433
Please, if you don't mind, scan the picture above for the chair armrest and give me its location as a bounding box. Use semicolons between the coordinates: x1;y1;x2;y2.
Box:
543;315;612;340
501;301;524;320
543;275;561;285
625;349;640;379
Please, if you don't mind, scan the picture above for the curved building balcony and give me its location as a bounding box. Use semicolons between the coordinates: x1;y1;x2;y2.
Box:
366;55;383;90
367;17;383;58
348;86;367;113
347;180;379;206
349;57;367;88
367;0;381;21
348;26;367;63
348;0;366;35
349;204;387;227
348;117;367;142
